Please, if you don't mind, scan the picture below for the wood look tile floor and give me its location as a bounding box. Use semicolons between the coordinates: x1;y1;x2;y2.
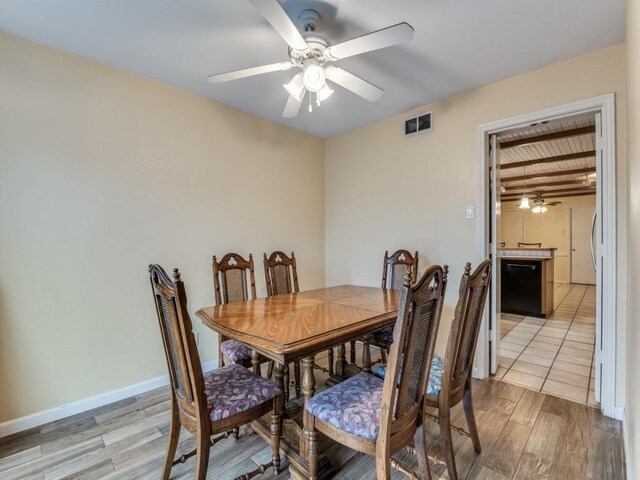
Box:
498;284;598;406
0;352;625;479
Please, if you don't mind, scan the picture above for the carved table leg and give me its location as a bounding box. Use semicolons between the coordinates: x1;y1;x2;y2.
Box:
336;344;346;378
284;364;290;402
251;350;261;375
301;356;316;459
294;361;302;398
273;362;286;415
327;348;334;375
362;335;373;373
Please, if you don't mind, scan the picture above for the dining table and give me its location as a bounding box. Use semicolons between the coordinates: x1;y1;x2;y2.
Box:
196;284;399;480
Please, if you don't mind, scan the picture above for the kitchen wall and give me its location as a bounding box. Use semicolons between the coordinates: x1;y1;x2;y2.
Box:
500;195;597;283
625;0;640;475
325;44;627;404
0;32;325;424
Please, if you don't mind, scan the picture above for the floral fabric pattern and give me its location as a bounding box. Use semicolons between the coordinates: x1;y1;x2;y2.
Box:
305;372;384;441
373;329;394;343
220;339;253;362
204;364;281;422
372;355;444;396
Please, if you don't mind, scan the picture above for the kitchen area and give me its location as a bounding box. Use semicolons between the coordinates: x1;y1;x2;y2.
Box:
492;113;599;406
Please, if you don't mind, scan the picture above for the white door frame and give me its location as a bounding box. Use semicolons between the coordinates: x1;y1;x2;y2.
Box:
475;93;617;417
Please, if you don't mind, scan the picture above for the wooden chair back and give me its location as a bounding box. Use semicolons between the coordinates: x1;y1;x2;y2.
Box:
149;265;208;434
381;250;419;290
212;253;257;305
442;260;492;402
378;265;447;443
264;251;299;296
518;242;542;247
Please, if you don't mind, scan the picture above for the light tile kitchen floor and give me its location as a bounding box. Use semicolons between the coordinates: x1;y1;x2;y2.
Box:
496;283;598;407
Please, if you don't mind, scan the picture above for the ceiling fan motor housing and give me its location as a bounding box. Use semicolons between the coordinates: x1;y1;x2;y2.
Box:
298;9;321;32
289;36;329;65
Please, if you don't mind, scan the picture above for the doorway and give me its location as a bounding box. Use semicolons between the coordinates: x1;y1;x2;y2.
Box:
476;94;617;418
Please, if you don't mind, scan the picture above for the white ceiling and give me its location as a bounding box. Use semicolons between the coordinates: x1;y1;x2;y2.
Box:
0;0;625;138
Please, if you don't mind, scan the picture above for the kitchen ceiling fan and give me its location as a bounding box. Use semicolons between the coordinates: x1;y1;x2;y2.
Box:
208;0;415;118
530;192;561;213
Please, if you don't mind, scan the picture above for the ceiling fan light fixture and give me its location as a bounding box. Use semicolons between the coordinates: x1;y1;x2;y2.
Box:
541;205;548;213
302;62;326;92
532;205;541;214
283;73;305;102
316;83;334;103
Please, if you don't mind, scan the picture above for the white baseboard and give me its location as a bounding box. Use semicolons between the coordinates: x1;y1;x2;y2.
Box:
0;360;218;439
619;407;634;480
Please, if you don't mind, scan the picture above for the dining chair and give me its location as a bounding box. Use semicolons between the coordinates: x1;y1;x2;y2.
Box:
263;250;299;296
263;251;302;399
425;260;492;480
362;250;419;368
148;264;283;480
304;265;447;480
212;253;259;370
517;241;542;247
372;260;491;480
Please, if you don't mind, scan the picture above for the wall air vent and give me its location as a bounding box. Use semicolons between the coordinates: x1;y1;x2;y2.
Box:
404;111;433;137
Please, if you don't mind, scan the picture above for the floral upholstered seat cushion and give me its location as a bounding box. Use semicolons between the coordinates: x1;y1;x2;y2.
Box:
372;355;444;396
373;329;394;343
305;372;384;441
204;364;281;422
220;339;252;362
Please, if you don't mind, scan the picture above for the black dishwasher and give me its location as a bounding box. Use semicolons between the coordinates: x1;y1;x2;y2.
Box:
501;259;543;317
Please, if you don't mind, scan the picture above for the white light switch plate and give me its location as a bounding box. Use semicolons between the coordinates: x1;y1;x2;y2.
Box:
466;205;475;219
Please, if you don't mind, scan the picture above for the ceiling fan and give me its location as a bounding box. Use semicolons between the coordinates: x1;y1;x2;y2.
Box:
208;0;415;118
530;192;561;213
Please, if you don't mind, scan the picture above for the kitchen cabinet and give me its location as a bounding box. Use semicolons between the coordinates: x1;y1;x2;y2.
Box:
499;248;555;317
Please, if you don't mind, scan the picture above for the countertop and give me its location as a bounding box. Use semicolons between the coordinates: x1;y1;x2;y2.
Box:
500;256;554;261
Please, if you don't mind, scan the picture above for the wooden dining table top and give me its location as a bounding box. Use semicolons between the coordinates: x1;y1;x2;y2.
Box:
196;284;399;363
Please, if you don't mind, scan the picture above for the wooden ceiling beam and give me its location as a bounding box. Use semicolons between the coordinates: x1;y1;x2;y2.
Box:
502;191;596;202
503;179;590;191
499;126;595;149
501;186;595;199
500;151;595;170
501;167;596;183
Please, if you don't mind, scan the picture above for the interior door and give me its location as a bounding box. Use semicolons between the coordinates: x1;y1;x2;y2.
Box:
570;206;597;285
594;111;603;402
489;134;501;375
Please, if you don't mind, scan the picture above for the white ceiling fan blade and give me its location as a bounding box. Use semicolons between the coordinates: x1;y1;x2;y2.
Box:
208;61;293;83
324;22;414;60
283;89;306;118
251;0;310;53
325;66;383;102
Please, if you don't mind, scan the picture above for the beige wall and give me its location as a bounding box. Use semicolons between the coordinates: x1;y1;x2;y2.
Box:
625;0;640;476
0;33;325;423
500;195;596;283
0;28;633;435
325;45;627;400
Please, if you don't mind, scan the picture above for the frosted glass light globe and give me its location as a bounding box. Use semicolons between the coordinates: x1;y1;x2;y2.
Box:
303;63;326;92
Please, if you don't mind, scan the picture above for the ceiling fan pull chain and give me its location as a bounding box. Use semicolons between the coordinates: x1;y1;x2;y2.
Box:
309;94;313;113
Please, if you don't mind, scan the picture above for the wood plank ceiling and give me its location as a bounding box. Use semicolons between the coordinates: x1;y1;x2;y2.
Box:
498;115;596;203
